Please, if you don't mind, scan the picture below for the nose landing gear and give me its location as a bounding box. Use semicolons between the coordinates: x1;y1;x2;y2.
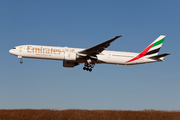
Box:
20;60;23;64
18;56;23;64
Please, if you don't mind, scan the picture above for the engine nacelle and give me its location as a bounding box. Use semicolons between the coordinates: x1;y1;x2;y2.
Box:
63;60;79;68
64;51;77;61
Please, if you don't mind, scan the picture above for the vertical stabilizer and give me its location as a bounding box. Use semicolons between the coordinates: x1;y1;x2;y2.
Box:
126;35;166;63
144;35;166;57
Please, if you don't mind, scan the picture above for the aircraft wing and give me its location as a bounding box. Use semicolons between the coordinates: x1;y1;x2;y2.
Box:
78;35;122;56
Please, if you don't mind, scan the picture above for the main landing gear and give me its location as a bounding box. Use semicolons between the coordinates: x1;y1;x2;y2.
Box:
83;63;94;72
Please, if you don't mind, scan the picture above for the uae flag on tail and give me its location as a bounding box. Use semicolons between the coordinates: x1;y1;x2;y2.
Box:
126;35;166;63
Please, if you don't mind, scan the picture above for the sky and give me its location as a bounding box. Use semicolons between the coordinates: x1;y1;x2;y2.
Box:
0;0;180;110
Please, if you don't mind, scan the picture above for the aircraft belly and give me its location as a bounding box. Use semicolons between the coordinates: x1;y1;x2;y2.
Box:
103;56;127;65
125;58;158;65
100;55;158;65
22;52;65;60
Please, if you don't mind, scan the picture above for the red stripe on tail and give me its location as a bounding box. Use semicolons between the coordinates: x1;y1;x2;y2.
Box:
126;43;154;63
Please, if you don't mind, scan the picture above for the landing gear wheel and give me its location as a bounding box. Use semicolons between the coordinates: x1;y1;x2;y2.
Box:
83;61;94;72
90;64;94;68
85;63;88;67
88;64;91;67
20;61;23;64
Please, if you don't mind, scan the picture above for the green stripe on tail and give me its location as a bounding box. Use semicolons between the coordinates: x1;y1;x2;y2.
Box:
152;37;165;48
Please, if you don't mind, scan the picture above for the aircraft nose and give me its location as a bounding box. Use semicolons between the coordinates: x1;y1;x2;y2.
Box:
9;49;13;54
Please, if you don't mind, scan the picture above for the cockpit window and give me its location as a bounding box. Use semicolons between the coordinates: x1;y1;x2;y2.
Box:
13;47;16;49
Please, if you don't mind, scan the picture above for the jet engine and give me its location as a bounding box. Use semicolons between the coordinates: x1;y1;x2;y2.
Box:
63;60;79;68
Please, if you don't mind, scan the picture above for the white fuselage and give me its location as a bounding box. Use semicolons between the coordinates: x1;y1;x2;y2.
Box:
9;45;159;65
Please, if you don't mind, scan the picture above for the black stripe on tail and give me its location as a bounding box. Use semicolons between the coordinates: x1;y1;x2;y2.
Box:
145;48;161;56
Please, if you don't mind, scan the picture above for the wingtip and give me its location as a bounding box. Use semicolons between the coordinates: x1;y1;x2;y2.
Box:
116;35;123;38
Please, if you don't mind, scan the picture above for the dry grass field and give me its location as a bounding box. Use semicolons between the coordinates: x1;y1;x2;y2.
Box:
0;109;180;120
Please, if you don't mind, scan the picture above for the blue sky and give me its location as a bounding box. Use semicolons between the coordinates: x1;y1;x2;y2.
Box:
0;0;180;110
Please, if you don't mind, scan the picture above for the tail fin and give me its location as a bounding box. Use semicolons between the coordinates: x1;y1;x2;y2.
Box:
126;35;166;63
144;35;166;57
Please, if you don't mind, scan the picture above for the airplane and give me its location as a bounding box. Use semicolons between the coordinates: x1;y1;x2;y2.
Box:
9;35;170;72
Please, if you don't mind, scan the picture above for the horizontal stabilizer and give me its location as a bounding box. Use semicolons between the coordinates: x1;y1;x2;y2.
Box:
149;53;171;59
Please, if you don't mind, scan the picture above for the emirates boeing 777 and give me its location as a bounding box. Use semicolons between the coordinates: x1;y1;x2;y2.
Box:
9;35;170;72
